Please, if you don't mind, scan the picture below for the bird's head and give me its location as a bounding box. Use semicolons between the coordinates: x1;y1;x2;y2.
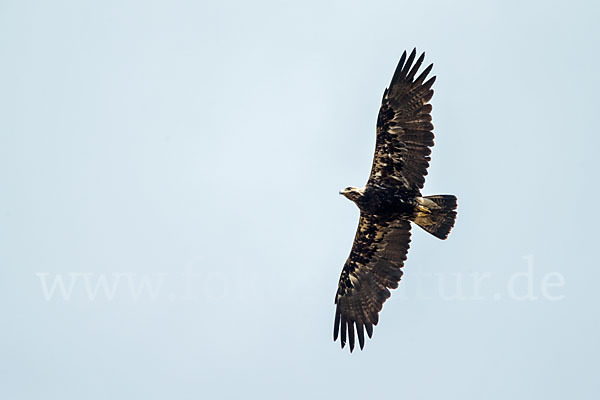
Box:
339;186;364;202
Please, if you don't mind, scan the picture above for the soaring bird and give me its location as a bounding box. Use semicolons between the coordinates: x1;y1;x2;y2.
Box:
334;49;457;352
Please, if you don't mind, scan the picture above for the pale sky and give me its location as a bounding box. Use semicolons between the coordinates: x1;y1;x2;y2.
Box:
1;1;599;399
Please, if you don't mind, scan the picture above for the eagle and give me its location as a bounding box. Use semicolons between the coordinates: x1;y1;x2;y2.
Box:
334;49;457;352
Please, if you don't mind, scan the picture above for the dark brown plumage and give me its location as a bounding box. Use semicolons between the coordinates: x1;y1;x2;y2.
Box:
334;49;458;352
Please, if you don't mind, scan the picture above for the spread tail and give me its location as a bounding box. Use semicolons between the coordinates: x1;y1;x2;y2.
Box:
414;195;457;240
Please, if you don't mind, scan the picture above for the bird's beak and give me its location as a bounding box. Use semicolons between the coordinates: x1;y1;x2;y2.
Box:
339;191;343;195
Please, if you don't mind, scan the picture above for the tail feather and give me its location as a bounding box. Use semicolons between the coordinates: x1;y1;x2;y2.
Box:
414;195;457;240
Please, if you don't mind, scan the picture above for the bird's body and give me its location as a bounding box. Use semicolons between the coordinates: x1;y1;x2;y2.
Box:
334;49;458;352
344;185;417;216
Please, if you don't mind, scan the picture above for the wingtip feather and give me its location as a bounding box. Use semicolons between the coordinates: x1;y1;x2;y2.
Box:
356;322;365;350
340;316;347;348
415;63;434;85
406;52;425;81
400;48;417;77
333;306;341;341
365;323;373;338
348;321;355;352
390;51;408;86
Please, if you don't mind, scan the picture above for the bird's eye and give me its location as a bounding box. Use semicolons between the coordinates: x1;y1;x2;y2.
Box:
345;187;352;191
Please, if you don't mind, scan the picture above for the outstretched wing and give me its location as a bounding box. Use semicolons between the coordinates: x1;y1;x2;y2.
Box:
334;215;411;351
369;48;436;192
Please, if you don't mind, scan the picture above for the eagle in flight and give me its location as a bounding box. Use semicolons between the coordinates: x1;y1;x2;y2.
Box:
334;49;457;352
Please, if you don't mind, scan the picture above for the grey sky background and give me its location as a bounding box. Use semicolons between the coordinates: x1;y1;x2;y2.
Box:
1;0;599;399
